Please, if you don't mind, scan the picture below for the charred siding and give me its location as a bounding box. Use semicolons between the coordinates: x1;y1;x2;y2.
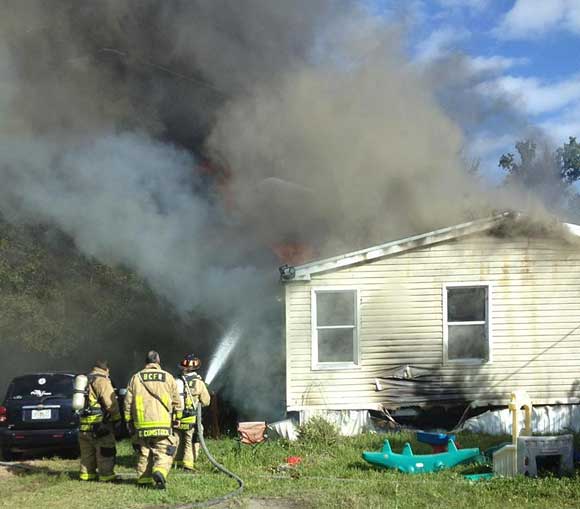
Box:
285;234;580;411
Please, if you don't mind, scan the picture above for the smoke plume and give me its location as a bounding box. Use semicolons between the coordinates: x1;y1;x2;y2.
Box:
0;1;538;417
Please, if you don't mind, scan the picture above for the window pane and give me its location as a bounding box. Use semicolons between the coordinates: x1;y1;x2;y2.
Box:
448;324;487;360
318;328;354;363
316;291;355;326
447;287;486;322
8;375;73;399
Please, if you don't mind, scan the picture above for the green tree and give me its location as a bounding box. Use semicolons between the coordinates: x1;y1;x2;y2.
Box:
0;220;147;355
499;137;580;214
557;136;580;184
0;218;201;391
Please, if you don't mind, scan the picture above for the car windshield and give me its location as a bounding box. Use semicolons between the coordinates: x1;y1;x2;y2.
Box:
7;375;74;400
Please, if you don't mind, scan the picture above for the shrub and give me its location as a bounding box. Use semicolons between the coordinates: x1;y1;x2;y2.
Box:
297;416;340;447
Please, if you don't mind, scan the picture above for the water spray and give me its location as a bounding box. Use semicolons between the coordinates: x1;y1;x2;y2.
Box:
205;323;242;386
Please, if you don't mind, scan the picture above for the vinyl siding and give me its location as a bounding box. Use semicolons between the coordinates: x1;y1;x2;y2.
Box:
285;234;580;411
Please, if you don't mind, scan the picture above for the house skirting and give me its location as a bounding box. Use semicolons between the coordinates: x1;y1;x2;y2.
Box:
297;409;374;436
462;404;580;435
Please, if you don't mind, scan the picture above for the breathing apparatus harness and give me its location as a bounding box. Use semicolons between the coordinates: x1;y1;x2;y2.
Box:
73;373;106;415
84;375;104;412
73;373;118;439
180;372;198;420
138;372;172;414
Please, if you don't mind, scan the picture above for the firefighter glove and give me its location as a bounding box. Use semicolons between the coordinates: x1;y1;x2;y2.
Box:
125;420;135;437
94;423;110;439
113;421;125;441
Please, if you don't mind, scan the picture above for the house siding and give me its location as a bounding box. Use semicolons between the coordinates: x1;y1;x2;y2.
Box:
285;234;580;411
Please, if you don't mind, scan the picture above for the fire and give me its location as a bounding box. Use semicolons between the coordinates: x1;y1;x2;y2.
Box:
196;159;316;266
270;242;316;265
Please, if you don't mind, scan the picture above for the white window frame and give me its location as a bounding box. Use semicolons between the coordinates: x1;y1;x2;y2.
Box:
311;287;360;370
442;282;493;365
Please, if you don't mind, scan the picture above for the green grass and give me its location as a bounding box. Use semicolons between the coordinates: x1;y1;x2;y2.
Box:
2;432;580;508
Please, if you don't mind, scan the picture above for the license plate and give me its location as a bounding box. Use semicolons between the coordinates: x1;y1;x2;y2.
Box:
31;409;51;420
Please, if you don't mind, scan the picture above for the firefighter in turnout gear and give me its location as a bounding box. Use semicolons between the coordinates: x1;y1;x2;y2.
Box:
175;354;211;471
78;360;121;482
124;351;183;489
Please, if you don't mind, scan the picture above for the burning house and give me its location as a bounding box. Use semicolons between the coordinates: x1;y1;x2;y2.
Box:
2;2;577;425
281;212;580;427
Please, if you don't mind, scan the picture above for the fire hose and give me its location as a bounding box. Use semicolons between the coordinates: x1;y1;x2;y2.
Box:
173;404;244;509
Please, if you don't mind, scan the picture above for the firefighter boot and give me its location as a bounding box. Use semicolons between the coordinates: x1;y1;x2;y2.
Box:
152;470;166;490
150;435;177;487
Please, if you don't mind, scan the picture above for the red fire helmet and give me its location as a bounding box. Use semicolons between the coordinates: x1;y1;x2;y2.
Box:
180;354;201;370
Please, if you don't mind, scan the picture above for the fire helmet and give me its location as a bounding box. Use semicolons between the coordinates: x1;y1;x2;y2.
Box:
180;354;201;370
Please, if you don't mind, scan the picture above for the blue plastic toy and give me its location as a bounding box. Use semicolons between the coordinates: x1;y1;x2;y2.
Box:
416;431;455;446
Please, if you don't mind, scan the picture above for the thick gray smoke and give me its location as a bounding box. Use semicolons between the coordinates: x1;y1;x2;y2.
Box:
0;1;539;418
0;133;269;317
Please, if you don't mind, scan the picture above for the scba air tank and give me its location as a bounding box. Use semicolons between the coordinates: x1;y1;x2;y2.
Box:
72;374;88;412
176;377;185;409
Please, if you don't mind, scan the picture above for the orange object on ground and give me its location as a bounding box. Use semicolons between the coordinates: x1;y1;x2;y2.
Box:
237;422;268;446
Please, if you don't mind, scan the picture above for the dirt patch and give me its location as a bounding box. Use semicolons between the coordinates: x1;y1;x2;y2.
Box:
0;460;58;477
213;498;307;509
0;465;16;478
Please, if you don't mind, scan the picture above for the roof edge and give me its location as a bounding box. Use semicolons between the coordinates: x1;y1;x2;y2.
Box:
282;211;580;281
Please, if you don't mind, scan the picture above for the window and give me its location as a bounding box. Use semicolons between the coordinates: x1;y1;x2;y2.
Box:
7;375;74;400
443;284;491;363
312;289;359;369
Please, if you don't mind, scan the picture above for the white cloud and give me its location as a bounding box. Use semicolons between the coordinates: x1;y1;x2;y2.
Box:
414;26;470;62
496;0;580;39
469;55;529;73
540;103;580;143
474;71;580;150
477;75;580;116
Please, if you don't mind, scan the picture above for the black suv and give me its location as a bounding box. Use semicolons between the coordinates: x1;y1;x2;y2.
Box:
0;373;79;459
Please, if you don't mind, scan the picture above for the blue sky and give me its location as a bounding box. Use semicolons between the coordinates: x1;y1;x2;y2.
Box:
365;0;580;181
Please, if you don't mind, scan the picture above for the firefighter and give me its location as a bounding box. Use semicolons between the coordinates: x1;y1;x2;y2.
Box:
174;354;211;471
78;360;121;482
124;350;182;489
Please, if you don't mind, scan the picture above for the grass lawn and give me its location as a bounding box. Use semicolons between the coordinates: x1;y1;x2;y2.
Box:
1;432;580;508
